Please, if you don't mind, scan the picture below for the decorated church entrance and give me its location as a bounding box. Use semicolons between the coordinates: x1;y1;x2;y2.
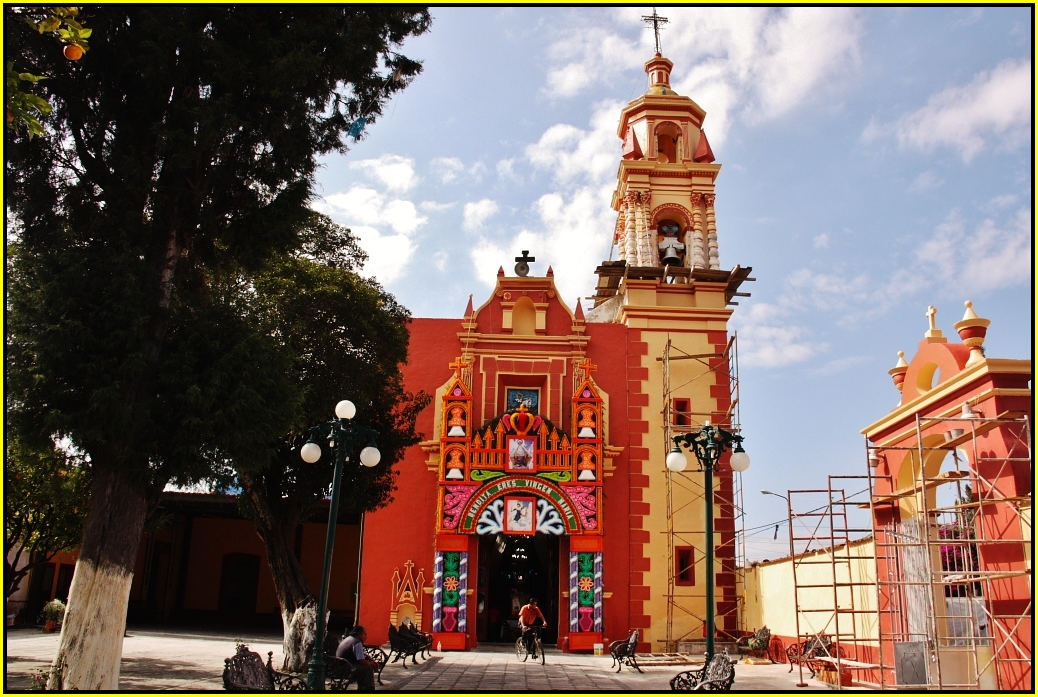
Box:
427;357;607;651
476;533;560;644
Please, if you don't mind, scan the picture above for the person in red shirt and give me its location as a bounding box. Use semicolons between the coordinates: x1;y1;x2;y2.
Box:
518;597;546;657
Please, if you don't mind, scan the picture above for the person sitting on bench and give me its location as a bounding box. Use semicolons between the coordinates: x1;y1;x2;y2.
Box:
336;625;376;692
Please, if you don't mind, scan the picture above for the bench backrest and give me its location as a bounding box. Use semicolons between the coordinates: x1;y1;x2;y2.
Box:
223;647;274;690
703;650;733;683
627;629;639;647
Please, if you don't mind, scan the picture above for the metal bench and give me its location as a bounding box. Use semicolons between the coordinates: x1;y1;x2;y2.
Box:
222;645;309;692
670;649;736;691
400;621;433;659
786;634;845;677
609;629;643;673
736;626;772;660
386;623;424;668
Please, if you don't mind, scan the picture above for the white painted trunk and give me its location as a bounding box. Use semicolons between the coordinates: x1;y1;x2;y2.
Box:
281;602;317;673
48;560;133;690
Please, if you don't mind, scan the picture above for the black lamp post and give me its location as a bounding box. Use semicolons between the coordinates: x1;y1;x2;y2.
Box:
300;400;381;692
667;420;750;659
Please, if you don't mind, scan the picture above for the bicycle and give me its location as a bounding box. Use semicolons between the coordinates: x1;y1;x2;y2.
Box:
515;625;545;665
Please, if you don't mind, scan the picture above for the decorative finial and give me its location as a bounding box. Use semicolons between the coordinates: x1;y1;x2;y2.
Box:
641;7;669;54
924;305;945;341
953;300;990;366
889;351;909;392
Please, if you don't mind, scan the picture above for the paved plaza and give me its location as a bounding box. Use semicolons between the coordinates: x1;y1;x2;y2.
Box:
6;626;837;691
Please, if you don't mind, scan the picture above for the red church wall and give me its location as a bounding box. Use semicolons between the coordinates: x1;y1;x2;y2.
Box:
359;318;460;646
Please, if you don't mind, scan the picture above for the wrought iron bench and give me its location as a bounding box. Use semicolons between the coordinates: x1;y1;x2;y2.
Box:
670;649;736;691
387;624;424;668
222;645;309;692
736;626;772;660
609;629;643;673
400;622;433;659
786;634;844;677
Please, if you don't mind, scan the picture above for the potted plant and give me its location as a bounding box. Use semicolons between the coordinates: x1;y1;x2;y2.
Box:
40;599;66;633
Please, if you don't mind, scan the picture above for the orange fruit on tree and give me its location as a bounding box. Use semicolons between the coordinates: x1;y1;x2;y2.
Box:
63;44;84;61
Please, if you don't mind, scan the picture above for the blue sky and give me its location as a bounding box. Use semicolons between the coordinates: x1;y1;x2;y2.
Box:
313;7;1033;560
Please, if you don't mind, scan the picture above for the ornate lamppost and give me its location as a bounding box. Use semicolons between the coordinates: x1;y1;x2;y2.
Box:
301;400;381;691
666;420;750;659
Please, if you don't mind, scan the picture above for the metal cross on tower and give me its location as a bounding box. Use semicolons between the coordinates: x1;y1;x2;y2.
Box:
641;7;669;54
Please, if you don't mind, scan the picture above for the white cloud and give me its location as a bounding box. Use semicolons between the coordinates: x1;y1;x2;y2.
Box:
315;185;428;283
864;59;1031;161
463;199;500;232
469;185;616;305
909;171;944;192
419;200;456;212
809;355;871;376
348;154;418;192
525;100;623;185
496;158;521;182
432;251;449;272
813;233;829;249
543;8;862;145
430;157;465;184
734;302;828;369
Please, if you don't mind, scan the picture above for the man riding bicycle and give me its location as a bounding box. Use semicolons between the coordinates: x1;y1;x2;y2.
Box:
518;597;546;658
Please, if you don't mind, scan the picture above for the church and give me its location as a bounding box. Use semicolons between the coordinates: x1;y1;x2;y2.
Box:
357;48;753;653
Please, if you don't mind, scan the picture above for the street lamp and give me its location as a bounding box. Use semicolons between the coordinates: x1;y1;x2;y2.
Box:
667;420;750;659
761;489;808;688
302;400;380;691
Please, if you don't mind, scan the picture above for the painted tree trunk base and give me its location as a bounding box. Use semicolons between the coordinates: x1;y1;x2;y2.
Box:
282;602;318;673
47;560;133;690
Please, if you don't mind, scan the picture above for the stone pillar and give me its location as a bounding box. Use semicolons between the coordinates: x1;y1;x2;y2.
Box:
688;192;707;269
636;191;654;266
704;193;719;269
623;192;638;264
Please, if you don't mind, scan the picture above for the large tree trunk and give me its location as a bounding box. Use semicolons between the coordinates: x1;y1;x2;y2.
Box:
239;472;316;673
48;465;149;690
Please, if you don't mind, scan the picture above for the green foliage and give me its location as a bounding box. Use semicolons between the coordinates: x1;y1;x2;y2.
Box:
233;213;430;529
5;7;90;136
41;598;67;622
5;6;431;499
4;437;91;598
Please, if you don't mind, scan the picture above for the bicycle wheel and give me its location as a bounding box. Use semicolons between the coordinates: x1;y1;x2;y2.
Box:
537;636;545;665
516;636;528;662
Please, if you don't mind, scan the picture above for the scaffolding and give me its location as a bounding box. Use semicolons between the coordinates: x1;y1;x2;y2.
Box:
786;411;1033;690
661;333;748;651
868;412;1032;690
787;476;879;689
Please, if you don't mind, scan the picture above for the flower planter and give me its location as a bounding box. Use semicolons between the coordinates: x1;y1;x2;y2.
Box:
43;620;58;633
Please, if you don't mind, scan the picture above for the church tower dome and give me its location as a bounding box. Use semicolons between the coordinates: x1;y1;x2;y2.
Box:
609;52;724;273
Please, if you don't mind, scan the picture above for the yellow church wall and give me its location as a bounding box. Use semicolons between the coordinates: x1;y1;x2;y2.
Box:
637;318;729;649
742;537;878;643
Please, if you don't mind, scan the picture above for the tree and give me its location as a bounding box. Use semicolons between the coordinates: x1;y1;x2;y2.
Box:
4;437;91;601
4;6;430;689
233;213;430;671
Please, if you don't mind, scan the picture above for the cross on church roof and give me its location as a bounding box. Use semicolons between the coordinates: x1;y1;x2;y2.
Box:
515;250;535;264
641;7;669;54
449;356;471;378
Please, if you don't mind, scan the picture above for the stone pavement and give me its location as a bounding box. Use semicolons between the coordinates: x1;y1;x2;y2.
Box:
5;626;837;691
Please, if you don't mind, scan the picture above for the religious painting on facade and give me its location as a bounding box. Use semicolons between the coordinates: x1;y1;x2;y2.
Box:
505;388;539;414
503;496;536;535
506;435;536;472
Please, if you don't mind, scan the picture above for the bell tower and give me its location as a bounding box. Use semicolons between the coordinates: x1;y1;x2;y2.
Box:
611;52;721;271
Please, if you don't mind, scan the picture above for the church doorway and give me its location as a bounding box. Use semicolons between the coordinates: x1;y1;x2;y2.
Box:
475;533;559;645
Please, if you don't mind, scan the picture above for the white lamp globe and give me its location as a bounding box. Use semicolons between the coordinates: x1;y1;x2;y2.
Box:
730;450;750;472
666;449;688;472
359;446;381;468
300;442;322;463
335;400;357;420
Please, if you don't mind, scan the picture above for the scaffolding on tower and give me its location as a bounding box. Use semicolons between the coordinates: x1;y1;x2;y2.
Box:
661;332;748;652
